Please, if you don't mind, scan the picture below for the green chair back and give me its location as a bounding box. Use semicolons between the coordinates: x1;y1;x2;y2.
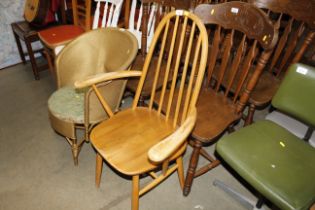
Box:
272;63;315;126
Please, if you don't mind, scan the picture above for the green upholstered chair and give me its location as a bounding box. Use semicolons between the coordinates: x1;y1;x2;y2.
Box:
216;63;315;210
48;28;138;165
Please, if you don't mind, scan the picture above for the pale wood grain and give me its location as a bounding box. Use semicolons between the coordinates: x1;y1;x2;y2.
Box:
74;70;142;88
148;108;197;163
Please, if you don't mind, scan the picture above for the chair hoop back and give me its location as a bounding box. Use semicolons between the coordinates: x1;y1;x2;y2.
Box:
132;10;209;127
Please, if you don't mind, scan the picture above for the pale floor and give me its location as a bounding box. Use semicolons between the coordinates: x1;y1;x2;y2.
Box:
0;60;270;210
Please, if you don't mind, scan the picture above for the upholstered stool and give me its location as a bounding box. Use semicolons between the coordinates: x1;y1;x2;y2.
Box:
11;21;49;80
48;86;87;163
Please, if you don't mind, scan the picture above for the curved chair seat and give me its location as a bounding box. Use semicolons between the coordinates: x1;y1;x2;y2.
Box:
193;89;240;142
217;120;315;210
91;108;176;175
48;86;86;124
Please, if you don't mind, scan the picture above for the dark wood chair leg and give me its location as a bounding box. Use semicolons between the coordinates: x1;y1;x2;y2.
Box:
12;28;26;64
244;103;256;126
183;140;202;196
25;36;40;80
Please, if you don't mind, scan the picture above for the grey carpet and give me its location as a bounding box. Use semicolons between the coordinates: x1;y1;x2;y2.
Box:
0;61;268;210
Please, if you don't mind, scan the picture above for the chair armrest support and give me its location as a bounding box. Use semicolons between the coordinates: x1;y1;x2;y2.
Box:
148;107;197;163
74;70;142;88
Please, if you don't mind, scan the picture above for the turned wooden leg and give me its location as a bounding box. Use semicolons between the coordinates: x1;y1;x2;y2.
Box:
132;175;140;210
12;29;26;64
183;140;202;196
71;138;79;166
176;157;185;189
95;153;103;188
244;103;256;126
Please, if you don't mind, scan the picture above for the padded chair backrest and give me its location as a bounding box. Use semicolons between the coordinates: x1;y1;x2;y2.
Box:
56;28;138;122
132;10;208;127
272;63;315;127
248;0;315;76
72;0;92;31
194;2;278;113
92;0;124;29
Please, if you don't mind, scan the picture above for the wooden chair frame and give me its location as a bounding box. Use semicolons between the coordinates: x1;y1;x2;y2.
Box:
75;10;208;210
244;0;315;125
182;2;278;196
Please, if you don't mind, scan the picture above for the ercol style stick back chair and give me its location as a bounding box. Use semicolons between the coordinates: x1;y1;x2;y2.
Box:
126;0;191;105
244;0;315;125
48;28;138;165
216;63;315;210
75;10;209;210
181;2;278;196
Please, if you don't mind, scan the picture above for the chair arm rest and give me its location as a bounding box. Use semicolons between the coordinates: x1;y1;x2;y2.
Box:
74;70;142;89
148;107;197;163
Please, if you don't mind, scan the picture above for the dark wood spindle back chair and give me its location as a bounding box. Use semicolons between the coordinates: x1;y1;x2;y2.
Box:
125;0;191;105
180;2;278;195
244;0;315;125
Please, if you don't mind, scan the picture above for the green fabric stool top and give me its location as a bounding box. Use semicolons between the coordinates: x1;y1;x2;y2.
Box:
48;86;87;124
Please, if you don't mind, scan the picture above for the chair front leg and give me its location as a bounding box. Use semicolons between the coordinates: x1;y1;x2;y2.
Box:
95;153;103;188
176;157;185;189
183;140;202;196
132;175;140;210
244;103;256;126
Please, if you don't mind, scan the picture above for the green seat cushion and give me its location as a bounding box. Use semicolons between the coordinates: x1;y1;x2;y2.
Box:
216;120;315;210
48;86;87;124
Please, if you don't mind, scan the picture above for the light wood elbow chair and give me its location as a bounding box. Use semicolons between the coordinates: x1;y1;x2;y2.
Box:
74;10;209;210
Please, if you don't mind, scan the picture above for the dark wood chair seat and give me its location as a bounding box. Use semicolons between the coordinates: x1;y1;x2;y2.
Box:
193;89;240;141
155;88;240;142
249;71;281;106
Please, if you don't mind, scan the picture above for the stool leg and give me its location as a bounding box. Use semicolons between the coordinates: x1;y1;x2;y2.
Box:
12;31;26;64
25;37;40;80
